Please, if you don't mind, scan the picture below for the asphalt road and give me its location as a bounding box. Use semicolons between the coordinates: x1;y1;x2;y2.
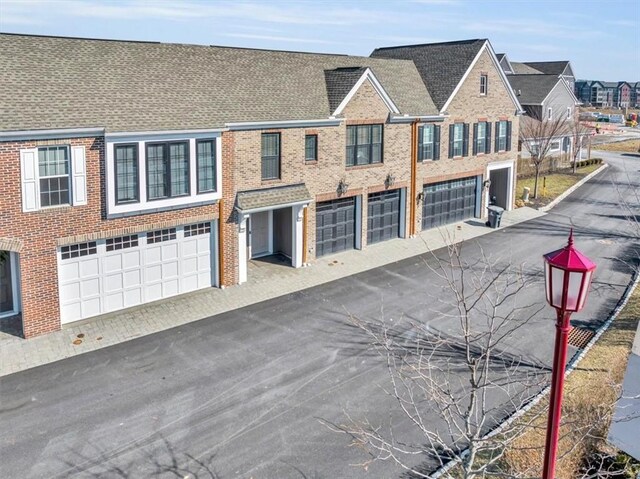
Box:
1;150;638;479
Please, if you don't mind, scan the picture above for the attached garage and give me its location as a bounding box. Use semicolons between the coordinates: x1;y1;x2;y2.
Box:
57;222;217;324
422;176;480;230
367;189;403;245
315;197;358;257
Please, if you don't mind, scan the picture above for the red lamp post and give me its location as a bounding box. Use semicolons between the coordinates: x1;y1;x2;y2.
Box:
542;229;596;479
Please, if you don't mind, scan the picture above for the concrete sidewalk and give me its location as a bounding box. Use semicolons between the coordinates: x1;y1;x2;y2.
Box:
0;206;545;377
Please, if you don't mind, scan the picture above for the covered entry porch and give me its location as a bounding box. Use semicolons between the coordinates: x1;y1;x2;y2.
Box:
236;184;311;284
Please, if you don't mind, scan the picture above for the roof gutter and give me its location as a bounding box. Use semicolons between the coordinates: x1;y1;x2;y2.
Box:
388;114;447;124
226;118;342;131
0;127;105;141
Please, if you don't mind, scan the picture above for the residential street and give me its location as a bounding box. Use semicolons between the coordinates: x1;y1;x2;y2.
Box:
1;150;638;478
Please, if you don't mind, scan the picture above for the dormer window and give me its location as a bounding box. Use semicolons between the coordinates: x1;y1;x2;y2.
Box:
480;74;488;96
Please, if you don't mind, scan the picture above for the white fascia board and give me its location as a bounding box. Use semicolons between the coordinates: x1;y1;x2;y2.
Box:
106;129;224;142
388;114;447;123
235;199;311;215
440;41;523;115
226;118;341;131
332;68;400;117
0;127;105;141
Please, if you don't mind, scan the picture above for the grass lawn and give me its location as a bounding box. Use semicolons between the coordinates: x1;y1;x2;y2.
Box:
594;139;640;153
515;163;602;208
503;284;640;478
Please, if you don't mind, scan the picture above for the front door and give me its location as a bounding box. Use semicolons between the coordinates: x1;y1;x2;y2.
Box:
250;211;270;258
0;252;14;314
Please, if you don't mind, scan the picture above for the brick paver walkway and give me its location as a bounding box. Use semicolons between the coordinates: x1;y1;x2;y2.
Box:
0;207;544;377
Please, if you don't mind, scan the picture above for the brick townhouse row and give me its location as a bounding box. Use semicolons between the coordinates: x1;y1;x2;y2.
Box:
0;34;522;338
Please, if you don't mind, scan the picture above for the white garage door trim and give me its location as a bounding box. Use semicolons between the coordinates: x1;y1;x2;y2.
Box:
58;222;218;324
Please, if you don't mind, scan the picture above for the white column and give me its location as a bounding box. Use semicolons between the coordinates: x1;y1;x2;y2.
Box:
238;214;248;283
292;205;305;268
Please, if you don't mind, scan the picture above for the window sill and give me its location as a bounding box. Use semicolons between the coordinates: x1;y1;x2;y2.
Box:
304;161;318;165
261;178;283;184
35;204;73;213
346;163;384;171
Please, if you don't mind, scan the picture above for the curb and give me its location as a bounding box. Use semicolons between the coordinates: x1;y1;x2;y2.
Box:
430;268;640;479
538;163;609;213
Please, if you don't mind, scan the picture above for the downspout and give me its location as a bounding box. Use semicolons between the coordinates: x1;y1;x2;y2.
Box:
218;199;225;286
409;120;418;237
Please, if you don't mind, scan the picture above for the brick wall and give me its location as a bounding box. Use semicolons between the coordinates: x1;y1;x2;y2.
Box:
414;49;520;230
0;137;219;337
223;79;413;268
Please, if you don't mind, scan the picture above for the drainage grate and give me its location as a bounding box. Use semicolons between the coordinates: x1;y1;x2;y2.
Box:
568;327;596;349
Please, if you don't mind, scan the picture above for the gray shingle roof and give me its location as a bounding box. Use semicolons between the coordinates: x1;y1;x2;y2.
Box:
524;61;570;75
324;67;367;114
510;62;544;75
0;34;437;132
236;184;311;212
371;39;487;110
507;74;562;105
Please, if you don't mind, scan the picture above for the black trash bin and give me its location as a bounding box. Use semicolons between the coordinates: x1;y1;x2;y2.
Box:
486;205;505;228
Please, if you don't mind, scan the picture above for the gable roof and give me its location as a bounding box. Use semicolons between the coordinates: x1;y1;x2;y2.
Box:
510;62;544;75
524;61;572;76
324;67;368;113
0;33;437;133
507;74;570;105
371;39;488;110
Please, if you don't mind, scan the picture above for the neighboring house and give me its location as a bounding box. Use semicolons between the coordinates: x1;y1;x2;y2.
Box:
508;74;581;163
371;39;523;215
631;82;640;108
521;61;576;92
575;80;609;107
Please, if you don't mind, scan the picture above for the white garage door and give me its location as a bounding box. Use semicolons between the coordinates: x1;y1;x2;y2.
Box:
58;222;217;324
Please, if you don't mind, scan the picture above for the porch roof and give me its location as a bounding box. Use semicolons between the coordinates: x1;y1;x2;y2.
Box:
236;184;311;213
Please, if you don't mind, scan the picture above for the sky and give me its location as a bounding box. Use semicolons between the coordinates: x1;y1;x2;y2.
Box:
1;0;639;81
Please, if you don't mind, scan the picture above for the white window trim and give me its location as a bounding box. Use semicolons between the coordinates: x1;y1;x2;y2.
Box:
106;132;222;217
453;124;464;157
480;74;488;96
486;160;515;212
548;107;553;120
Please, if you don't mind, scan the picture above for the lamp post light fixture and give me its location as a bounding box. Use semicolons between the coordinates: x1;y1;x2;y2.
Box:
337;179;349;196
542;229;596;479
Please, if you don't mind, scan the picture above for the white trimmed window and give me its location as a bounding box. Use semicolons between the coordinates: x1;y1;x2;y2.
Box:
106;134;221;217
20;144;87;212
480;74;488;95
548;107;553;120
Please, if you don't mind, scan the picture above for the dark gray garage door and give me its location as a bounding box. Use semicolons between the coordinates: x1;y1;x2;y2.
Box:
422;176;478;230
316;197;356;257
367;189;400;244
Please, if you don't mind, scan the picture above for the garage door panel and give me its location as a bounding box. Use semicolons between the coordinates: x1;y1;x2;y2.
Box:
316;198;356;257
59;222;215;324
80;258;100;277
422;177;477;230
367;189;400;245
104;273;123;293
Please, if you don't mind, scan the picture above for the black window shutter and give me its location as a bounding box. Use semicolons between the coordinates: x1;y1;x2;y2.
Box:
485;122;492;154
495;121;500;152
506;121;512;151
472;123;478;156
462;123;469;157
418;126;424;161
434;125;441;160
448;124;454;159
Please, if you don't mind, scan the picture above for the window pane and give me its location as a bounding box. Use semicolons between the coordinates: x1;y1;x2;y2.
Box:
262;134;279;157
371;144;382;163
356;145;370;165
170;143;189;196
346;145;355;166
423;125;434;144
346;126;357;146
147;144;167;199
305;135;317;161
197;140;216;193
38;146;69;177
357;125;371;144
477;122;486;139
261;134;280;179
371;125;382;143
115;145;138;203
